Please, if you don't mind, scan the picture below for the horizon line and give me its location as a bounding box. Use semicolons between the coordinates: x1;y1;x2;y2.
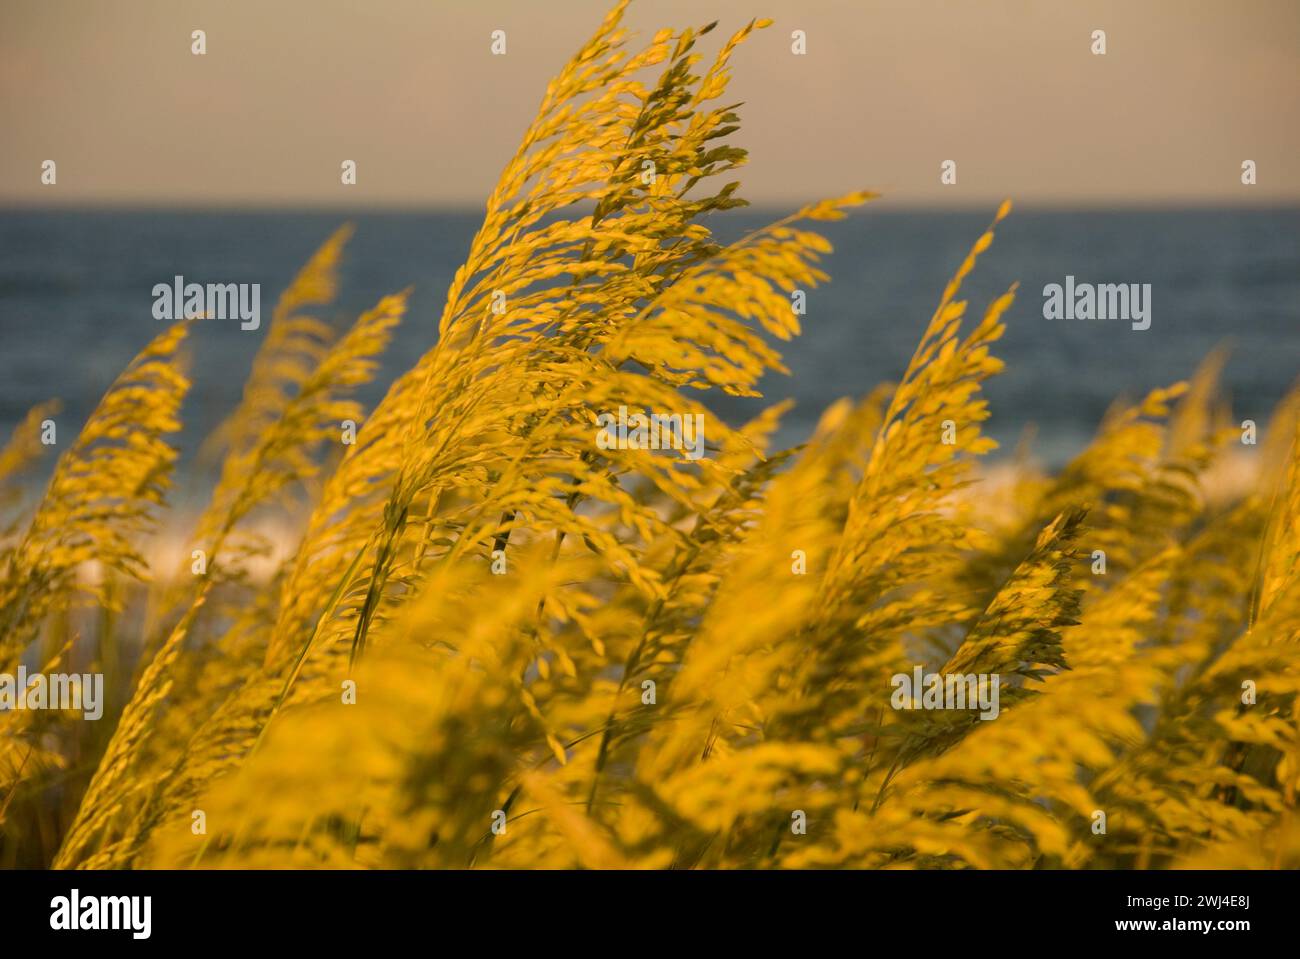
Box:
4;197;1299;216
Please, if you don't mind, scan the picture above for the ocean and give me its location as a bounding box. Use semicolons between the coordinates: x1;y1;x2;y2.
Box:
1;207;1296;484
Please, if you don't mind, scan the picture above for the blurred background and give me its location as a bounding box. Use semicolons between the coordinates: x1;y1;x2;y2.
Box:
1;0;1297;484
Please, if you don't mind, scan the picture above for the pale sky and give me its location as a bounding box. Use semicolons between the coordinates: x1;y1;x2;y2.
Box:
2;0;1298;209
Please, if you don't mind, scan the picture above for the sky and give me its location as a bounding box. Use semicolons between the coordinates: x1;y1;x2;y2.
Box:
2;0;1298;209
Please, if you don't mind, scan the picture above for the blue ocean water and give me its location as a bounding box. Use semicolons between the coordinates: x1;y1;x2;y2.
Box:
0;207;1295;479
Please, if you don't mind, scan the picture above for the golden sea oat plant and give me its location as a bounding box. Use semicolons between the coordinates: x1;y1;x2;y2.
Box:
0;0;1295;870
